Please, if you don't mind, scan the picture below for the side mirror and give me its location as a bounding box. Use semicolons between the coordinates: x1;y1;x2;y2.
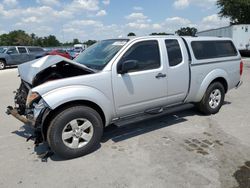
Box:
118;60;138;74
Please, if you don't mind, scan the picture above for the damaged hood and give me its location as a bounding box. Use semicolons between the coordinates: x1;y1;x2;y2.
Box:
18;55;94;84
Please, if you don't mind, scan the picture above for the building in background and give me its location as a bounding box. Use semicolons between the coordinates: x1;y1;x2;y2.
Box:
197;24;250;54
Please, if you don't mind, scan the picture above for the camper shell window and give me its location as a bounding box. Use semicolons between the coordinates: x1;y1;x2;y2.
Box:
191;40;238;60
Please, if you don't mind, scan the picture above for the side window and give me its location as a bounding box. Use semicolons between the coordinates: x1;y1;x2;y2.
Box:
7;47;18;54
191;40;238;60
165;40;183;67
28;47;43;52
17;47;27;54
118;40;160;73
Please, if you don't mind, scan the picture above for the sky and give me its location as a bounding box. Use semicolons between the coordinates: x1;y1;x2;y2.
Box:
0;0;230;42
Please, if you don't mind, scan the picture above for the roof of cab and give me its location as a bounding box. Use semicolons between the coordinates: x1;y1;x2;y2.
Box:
123;35;233;42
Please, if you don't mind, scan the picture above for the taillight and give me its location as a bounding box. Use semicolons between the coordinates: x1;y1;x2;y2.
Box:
240;60;243;76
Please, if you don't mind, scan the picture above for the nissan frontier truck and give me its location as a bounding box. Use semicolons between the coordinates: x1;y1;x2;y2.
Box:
6;36;243;159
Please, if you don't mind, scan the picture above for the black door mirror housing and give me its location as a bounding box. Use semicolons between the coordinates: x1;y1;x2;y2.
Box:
118;60;138;74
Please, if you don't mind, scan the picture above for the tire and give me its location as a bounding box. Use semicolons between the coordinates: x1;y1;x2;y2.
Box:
0;60;6;70
47;106;103;159
197;82;225;115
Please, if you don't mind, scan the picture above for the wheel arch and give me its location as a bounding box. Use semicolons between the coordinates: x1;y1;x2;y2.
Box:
0;58;6;62
42;100;106;141
0;58;6;69
194;69;229;102
210;77;228;93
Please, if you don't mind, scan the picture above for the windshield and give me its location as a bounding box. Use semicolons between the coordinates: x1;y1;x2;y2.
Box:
0;47;7;53
74;39;128;70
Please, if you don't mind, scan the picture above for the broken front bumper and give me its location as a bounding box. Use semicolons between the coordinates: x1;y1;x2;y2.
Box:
6;103;51;145
6;97;49;127
6;106;35;126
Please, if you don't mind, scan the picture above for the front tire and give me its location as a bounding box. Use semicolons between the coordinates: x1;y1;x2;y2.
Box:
47;106;103;159
197;82;225;115
0;60;6;70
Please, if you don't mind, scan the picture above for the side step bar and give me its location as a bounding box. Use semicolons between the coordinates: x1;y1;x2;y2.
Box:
6;106;34;125
113;103;194;127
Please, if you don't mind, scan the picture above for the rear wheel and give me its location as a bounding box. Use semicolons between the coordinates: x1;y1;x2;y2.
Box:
0;60;6;70
197;82;225;115
47;106;103;159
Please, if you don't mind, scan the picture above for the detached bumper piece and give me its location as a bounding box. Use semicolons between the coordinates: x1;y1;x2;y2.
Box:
6;106;54;161
6;106;35;126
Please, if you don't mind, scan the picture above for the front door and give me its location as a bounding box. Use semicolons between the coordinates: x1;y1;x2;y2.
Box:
6;47;19;65
112;40;168;117
17;47;29;64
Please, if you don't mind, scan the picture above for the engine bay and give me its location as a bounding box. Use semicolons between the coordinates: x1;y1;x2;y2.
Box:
32;61;93;86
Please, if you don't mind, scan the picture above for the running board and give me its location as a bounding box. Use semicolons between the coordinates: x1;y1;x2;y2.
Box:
113;103;194;127
145;107;163;115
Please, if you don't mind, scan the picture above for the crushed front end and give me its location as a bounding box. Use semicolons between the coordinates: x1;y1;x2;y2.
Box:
6;80;50;145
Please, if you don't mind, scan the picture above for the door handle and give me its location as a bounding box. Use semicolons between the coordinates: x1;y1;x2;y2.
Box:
155;73;166;79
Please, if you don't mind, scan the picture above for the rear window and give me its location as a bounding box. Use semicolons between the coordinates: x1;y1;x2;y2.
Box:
191;40;238;60
28;47;44;52
165;39;183;66
18;47;27;54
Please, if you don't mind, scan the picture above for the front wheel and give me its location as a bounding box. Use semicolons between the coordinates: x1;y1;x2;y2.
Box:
0;60;6;70
197;82;225;115
47;106;103;159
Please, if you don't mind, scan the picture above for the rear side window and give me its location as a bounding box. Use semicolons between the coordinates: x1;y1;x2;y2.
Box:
165;40;183;66
118;40;160;72
28;47;44;52
7;47;18;54
17;47;27;54
191;40;238;60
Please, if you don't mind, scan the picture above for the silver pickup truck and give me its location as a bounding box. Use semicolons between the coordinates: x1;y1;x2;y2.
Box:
0;46;46;70
6;36;243;159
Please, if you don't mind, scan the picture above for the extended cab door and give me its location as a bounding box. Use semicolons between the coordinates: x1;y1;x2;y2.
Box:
17;47;29;64
164;39;189;104
112;39;168;117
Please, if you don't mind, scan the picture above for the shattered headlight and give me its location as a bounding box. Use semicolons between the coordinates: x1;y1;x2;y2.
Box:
26;91;41;107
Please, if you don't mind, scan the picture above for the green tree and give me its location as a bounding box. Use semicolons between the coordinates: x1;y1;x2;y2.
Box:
7;30;32;45
30;33;37;45
0;34;10;45
73;38;80;44
150;32;172;35
127;32;136;36
83;40;97;47
217;0;250;24
175;27;197;36
35;37;44;46
42;35;60;47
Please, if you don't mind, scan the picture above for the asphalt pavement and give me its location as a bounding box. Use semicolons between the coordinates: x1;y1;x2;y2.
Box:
0;59;250;188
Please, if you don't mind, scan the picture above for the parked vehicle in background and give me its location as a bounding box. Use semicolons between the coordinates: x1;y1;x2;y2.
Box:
0;46;46;70
74;44;87;52
66;49;76;59
27;47;46;58
7;36;242;159
73;44;87;58
47;49;72;59
196;24;250;54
